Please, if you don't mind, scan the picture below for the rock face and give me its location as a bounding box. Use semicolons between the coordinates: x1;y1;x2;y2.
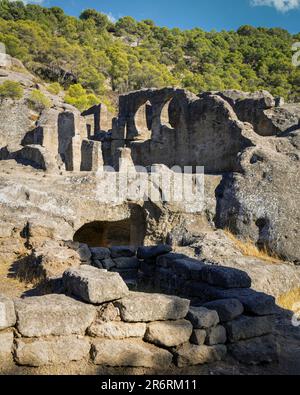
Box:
115;292;190;322
144;320;193;348
0;295;16;330
27;240;82;280
92;339;173;368
63;265;129;304
14;295;96;337
216;144;300;264
15;336;90;367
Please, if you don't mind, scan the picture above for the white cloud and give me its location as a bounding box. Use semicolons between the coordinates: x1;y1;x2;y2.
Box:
251;0;300;12
104;12;117;23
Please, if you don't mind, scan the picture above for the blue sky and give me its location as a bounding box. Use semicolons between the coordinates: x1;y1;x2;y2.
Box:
26;0;300;33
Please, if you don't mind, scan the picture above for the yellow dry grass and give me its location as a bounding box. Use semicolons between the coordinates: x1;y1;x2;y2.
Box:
0;260;29;298
277;288;300;312
224;229;283;264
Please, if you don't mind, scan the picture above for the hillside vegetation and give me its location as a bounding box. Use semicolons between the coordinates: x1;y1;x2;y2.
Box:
0;0;299;110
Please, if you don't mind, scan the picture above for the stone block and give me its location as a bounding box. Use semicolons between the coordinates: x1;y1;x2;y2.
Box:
88;321;146;339
0;330;14;359
144;320;193;348
187;307;219;329
203;299;244;322
0;295;16;330
113;257;140;269
115;292;190;323
14;295;96;337
200;265;251;289
228;335;279;365
63;265;129;304
205;325;227;346
92;339;173;368
15;336;90;367
190;330;207;346
90;247;111;260
225;315;274;343
137;245;172;260
110;246;136;258
173;343;227;367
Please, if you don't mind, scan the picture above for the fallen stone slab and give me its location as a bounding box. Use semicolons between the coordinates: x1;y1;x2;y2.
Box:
225;315;274;342
90;247;111;260
137;245;172;260
15;336;90;367
14;294;96;337
228;335;279;365
144;320;193;348
203;299;244;322
0;330;14;359
110;246;136;258
0;295;16;330
113;257;140;269
187;307;219;329
63;265;129;304
92;339;173;368
200;265;251;289
115;292;190;323
205;325;227;346
88;322;146;339
173;343;227;367
190;330;207;346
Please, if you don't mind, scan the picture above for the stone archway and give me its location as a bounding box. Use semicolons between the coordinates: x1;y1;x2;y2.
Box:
73;219;131;247
73;206;146;247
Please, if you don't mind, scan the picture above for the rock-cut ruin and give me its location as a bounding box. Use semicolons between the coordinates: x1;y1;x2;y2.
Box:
0;57;299;374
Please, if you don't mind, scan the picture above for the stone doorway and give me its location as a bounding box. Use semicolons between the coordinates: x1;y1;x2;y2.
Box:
73;208;146;248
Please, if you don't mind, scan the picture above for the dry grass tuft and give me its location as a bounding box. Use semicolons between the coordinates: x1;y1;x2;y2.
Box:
277;288;300;312
224;229;283;264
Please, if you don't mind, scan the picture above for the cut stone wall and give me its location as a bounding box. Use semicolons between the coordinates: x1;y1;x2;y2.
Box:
2;245;280;370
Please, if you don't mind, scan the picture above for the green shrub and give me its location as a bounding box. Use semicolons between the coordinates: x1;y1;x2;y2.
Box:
47;82;61;95
64;83;99;111
0;80;23;100
28;89;51;111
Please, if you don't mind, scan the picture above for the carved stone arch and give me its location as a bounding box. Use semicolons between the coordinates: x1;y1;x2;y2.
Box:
133;100;153;140
159;96;183;130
